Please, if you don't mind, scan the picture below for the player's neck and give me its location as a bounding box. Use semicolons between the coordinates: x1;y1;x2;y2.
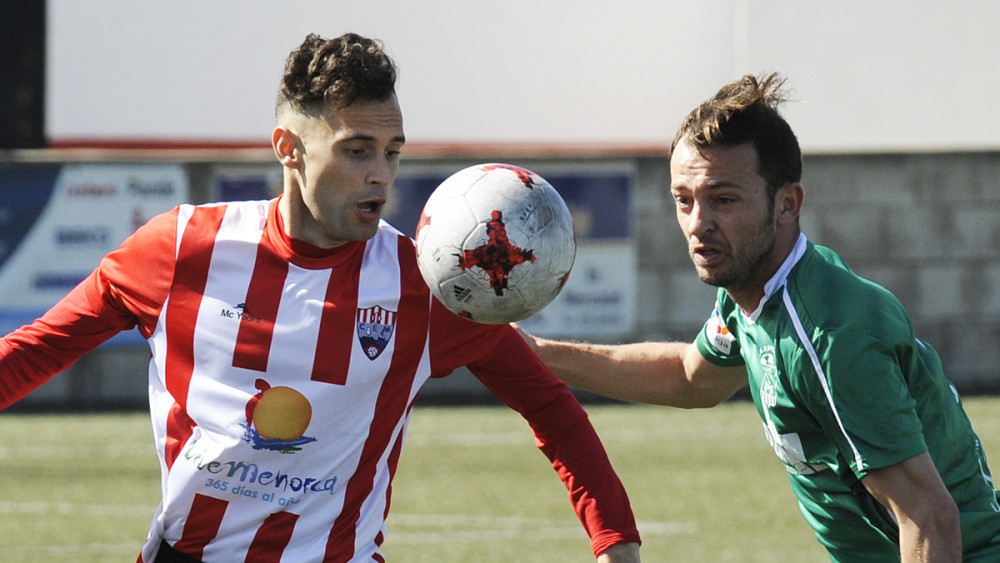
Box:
728;227;801;315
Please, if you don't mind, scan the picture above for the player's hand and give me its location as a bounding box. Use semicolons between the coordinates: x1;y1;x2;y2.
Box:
597;542;640;562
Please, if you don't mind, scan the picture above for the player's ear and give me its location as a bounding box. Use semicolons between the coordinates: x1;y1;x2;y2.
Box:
272;126;301;168
775;182;804;227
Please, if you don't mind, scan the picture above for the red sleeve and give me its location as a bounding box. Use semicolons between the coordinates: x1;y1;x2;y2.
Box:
426;297;509;377
467;327;641;556
91;208;178;337
0;209;178;409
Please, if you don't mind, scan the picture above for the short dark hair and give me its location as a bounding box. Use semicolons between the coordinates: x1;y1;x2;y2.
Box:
276;33;397;117
671;73;802;193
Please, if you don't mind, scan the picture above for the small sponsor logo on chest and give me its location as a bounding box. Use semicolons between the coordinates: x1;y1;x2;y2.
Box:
221;303;262;324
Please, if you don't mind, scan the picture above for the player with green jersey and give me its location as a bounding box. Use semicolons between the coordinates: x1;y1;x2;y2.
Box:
519;73;1000;561
695;235;1000;560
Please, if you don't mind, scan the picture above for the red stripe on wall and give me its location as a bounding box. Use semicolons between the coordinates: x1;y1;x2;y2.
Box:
310;250;363;386
232;242;290;372
245;511;300;562
172;493;229;559
324;237;429;562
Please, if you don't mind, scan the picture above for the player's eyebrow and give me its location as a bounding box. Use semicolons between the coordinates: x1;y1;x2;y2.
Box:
671;181;746;192
705;181;749;191
339;133;406;145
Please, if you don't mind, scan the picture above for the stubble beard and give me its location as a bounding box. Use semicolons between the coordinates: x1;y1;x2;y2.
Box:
691;214;777;292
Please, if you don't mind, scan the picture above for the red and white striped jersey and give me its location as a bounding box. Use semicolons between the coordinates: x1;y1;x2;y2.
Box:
0;198;639;562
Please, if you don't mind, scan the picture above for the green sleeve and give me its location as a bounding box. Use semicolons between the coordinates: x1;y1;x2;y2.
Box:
695;293;744;368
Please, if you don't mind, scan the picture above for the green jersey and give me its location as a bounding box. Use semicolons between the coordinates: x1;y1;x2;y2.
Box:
696;235;1000;562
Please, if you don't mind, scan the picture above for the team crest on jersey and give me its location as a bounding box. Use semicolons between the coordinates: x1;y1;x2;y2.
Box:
356;305;397;360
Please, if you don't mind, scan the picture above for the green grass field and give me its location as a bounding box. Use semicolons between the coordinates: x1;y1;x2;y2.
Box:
1;398;998;562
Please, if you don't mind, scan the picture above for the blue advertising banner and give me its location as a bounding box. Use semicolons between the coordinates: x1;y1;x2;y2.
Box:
211;166;281;202
0;164;189;342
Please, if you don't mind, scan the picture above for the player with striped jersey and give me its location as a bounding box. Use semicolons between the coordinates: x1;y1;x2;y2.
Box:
519;73;1000;561
0;33;641;562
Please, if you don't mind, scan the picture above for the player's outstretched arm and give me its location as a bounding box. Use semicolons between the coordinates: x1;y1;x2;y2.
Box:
861;451;962;563
598;541;641;562
514;326;746;408
467;328;642;557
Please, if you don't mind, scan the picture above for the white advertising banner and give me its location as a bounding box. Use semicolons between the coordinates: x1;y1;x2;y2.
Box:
516;241;636;339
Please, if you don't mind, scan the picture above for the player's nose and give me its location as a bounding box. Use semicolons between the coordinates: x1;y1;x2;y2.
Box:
367;154;394;187
685;201;715;237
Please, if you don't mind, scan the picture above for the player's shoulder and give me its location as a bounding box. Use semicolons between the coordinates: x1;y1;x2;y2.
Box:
163;199;274;244
375;219;408;240
355;220;421;278
367;219;415;253
176;199;271;222
788;242;911;338
794;242;899;304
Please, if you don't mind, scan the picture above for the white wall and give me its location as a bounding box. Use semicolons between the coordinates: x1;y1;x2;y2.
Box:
46;0;1000;152
743;1;1000;152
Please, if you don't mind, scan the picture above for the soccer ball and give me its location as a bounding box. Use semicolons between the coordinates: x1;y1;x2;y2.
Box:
416;163;576;324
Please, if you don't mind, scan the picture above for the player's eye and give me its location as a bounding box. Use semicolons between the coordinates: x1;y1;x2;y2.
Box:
340;143;369;158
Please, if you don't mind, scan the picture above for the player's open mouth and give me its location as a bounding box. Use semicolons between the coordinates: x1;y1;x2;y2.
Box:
692;245;724;265
356;200;385;223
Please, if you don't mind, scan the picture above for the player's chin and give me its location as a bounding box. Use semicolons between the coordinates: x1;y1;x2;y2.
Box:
355;221;382;241
694;265;729;287
352;210;383;234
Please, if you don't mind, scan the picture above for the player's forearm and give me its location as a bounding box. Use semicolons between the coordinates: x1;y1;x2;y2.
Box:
0;277;136;410
0;335;61;409
897;519;962;563
863;452;962;563
530;402;641;556
471;331;642;555
0;324;97;409
895;496;961;563
530;337;695;406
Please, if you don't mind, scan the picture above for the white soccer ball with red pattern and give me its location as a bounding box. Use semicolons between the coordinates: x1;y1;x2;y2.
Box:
415;163;576;324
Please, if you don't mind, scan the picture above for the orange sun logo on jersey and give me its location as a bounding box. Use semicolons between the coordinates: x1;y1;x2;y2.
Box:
242;379;316;453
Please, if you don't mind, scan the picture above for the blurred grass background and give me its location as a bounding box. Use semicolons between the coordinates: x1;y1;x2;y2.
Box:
1;398;997;561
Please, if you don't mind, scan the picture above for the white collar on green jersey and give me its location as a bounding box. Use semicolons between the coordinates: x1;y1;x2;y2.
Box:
746;233;809;322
